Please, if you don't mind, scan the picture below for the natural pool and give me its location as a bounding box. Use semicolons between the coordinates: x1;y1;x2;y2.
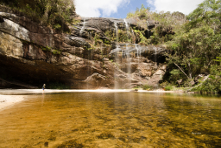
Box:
0;92;221;148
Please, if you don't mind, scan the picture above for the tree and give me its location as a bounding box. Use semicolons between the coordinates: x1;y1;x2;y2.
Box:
166;0;221;86
0;0;75;31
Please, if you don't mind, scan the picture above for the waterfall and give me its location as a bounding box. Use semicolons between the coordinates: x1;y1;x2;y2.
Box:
124;19;130;38
114;22;118;43
124;19;132;87
131;29;135;43
135;44;140;64
114;22;120;89
124;19;129;32
87;51;90;89
135;44;140;78
126;44;131;86
80;19;86;36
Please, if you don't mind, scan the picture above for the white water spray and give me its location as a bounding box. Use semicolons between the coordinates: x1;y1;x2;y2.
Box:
126;44;131;86
124;19;130;36
114;22;120;89
80;19;86;36
124;19;129;31
114;22;118;43
135;44;140;78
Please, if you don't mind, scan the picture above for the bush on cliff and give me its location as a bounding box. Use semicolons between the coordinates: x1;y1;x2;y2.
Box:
165;0;221;89
193;57;221;94
127;5;186;45
0;0;75;32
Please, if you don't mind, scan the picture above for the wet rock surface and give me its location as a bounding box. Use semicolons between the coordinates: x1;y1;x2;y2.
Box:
0;5;168;89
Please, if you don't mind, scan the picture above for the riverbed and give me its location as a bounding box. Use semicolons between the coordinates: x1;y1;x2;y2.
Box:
0;91;220;147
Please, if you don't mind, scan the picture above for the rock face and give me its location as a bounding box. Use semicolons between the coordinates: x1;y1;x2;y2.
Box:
0;5;168;89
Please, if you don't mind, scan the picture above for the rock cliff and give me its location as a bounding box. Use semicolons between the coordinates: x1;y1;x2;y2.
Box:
0;5;168;89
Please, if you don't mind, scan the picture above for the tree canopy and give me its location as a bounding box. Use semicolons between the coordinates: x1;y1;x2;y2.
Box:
0;0;75;31
127;1;221;92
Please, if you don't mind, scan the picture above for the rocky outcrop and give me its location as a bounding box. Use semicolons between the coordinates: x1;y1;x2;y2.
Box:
0;5;168;89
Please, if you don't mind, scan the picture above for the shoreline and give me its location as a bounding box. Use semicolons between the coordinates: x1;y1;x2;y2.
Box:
0;89;182;95
0;89;182;111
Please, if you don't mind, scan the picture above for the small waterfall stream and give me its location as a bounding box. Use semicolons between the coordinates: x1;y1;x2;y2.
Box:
78;18;160;89
126;44;132;86
124;19;129;33
80;19;86;36
135;44;140;77
124;19;132;87
114;22;118;43
114;22;119;89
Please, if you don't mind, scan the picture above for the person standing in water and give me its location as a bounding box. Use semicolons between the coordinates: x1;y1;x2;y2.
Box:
42;84;46;91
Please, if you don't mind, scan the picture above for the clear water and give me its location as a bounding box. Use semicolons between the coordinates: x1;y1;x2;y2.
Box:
0;92;221;148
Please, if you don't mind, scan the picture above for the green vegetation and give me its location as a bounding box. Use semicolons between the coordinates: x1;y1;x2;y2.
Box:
118;29;129;43
52;49;61;55
127;4;185;45
164;85;173;91
165;0;221;93
104;30;116;42
127;1;221;93
133;29;149;45
42;46;51;51
142;85;154;90
127;4;150;20
0;0;75;32
192;57;221;94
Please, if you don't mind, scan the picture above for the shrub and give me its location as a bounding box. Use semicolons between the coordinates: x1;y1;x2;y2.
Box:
0;0;75;32
142;85;153;90
164;85;173;91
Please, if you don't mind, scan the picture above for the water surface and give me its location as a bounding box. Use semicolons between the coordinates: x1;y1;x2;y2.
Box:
0;92;221;147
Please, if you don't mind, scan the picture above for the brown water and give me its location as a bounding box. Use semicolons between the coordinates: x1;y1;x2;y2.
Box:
0;92;221;148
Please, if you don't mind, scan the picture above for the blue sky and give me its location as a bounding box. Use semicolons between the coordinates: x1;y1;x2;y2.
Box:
109;0;155;18
74;0;204;18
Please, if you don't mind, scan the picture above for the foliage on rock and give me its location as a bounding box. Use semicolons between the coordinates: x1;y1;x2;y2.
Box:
193;57;221;94
127;4;186;45
0;0;75;32
165;0;221;91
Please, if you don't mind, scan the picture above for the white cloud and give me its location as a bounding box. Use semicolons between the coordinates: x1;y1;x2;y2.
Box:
147;0;154;6
147;0;204;15
74;0;129;17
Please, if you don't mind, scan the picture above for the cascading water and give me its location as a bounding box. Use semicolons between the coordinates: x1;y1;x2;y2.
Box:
124;19;132;87
135;44;140;77
80;19;86;36
126;44;132;86
124;19;129;33
114;22;118;43
123;20;129;41
131;30;135;43
114;22;120;89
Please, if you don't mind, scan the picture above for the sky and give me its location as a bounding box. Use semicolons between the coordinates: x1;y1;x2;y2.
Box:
74;0;205;18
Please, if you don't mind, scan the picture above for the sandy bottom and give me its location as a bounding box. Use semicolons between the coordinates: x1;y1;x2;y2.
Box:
0;95;25;111
0;93;220;147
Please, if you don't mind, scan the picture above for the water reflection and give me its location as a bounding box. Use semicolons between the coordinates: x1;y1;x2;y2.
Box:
0;93;221;147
